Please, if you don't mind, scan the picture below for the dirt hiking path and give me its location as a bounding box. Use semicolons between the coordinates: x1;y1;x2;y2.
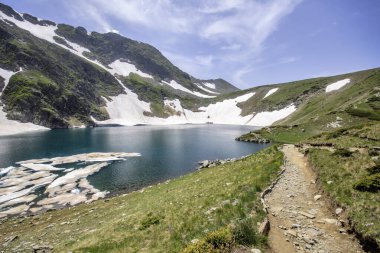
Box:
265;144;364;253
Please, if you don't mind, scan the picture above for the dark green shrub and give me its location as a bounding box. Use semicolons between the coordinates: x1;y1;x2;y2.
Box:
139;212;164;230
353;173;380;192
233;218;260;246
182;227;233;253
366;161;380;175
368;148;379;156
327;128;347;139
205;227;233;249
334;148;353;157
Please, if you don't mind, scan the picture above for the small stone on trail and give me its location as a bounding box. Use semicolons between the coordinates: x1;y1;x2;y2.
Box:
323;218;339;225
299;211;316;219
335;208;343;215
339;228;346;234
291;223;301;229
286;230;297;237
251;249;262;253
314;194;322;201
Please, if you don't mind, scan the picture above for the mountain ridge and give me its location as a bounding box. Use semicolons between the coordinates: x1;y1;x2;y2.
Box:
0;2;379;136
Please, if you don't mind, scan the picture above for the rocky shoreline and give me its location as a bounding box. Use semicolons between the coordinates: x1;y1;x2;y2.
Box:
235;132;271;144
197;155;249;170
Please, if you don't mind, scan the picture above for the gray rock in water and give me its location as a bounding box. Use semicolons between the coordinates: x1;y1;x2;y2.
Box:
198;160;210;167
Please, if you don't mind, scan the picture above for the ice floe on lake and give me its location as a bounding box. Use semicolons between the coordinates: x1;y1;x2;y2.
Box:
0;152;140;218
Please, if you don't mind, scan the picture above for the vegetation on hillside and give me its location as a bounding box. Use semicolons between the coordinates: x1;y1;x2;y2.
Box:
238;72;380;249
237;68;380;144
307;124;380;248
0;20;125;127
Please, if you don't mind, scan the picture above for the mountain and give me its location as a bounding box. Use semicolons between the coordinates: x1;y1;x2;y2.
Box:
0;2;379;137
0;3;241;132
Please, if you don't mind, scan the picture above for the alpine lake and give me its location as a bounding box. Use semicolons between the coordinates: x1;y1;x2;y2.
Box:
0;124;269;195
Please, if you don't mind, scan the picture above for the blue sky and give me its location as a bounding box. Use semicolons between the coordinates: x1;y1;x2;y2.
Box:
2;0;380;88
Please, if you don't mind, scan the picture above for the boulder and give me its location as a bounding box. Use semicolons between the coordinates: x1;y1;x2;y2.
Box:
335;208;343;215
33;245;53;253
251;249;262;253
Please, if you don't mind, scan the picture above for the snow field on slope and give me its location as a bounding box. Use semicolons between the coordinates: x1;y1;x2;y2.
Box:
325;79;351;92
162;80;215;98
0;67;47;136
263;88;279;98
108;60;153;79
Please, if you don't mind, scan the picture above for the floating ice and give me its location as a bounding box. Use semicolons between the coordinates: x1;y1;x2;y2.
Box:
0;152;140;218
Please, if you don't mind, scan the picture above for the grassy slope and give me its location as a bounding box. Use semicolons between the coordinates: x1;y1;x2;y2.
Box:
0;146;283;252
237;66;380;249
239;67;380;143
306;124;380;247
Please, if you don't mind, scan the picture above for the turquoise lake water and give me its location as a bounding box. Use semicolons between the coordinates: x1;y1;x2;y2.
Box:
0;125;270;193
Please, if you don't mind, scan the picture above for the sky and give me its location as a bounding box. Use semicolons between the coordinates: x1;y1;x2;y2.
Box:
2;0;380;89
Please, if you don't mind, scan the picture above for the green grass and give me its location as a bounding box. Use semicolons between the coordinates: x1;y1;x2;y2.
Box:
299;123;380;248
308;148;380;246
0;146;283;253
307;123;380;148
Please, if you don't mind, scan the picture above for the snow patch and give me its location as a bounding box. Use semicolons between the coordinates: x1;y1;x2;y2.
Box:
164;99;184;113
108;60;153;79
185;92;256;125
327;116;343;128
97;91;296;127
0;68;17;92
203;82;216;89
0;11;90;56
325;79;351;93
97;87;151;126
263;88;279;98
247;104;296;126
162;80;215;98
195;83;220;94
0;68;48;136
0;10;109;72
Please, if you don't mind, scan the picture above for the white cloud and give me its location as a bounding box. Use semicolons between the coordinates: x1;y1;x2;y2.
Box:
110;29;120;34
199;0;245;14
69;0;301;50
65;0;303;86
